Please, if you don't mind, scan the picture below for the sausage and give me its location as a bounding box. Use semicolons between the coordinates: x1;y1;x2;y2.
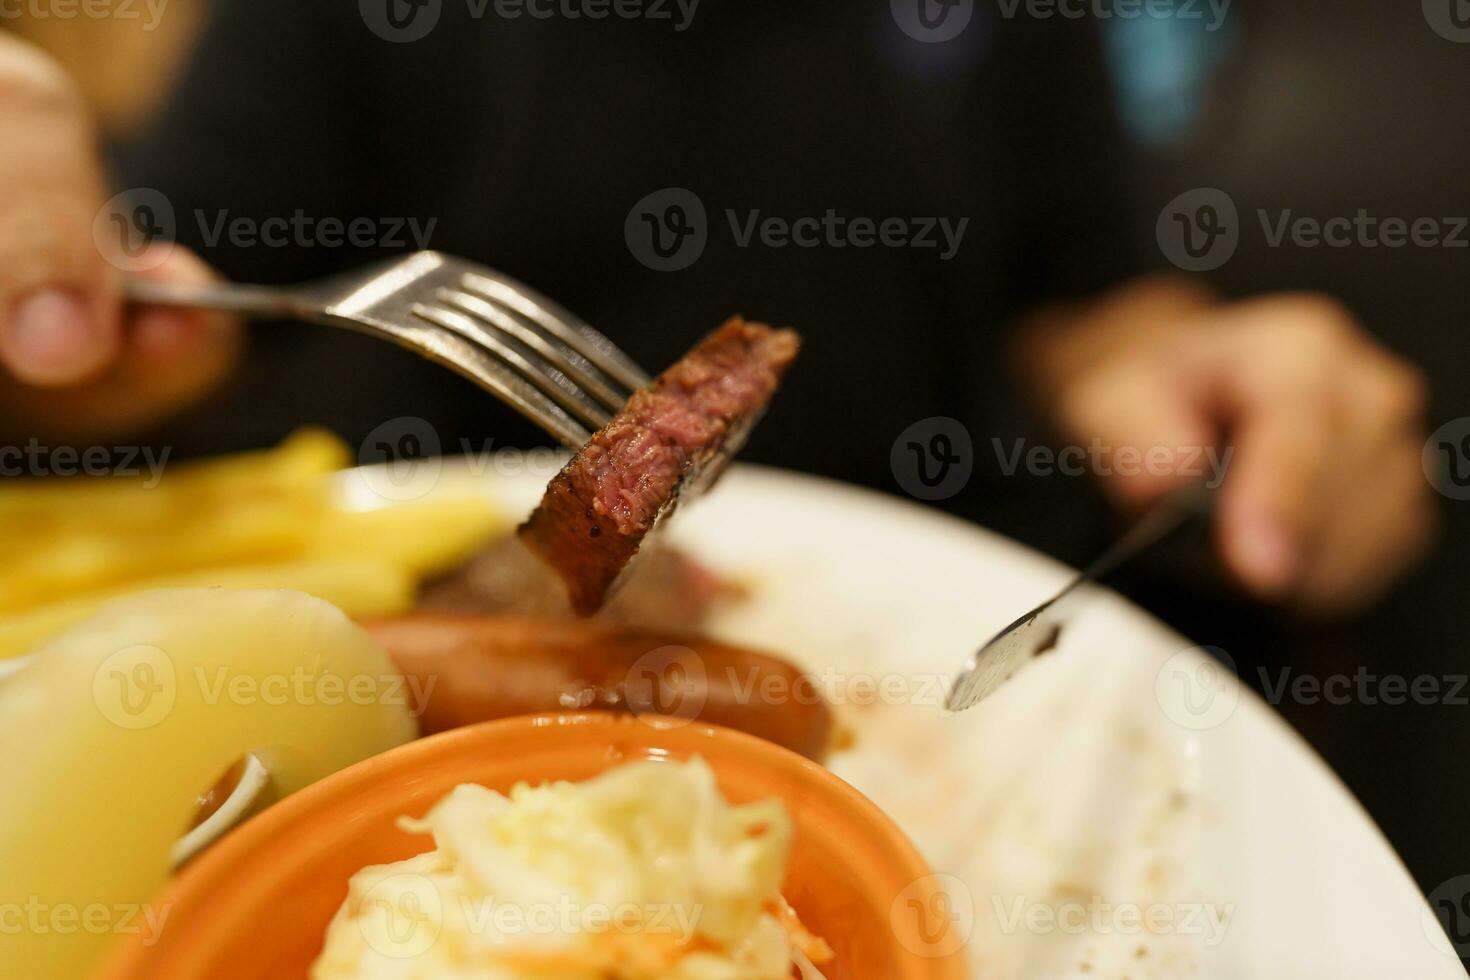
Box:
363;613;832;760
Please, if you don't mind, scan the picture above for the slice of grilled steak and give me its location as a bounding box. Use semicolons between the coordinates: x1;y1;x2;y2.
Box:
519;317;800;614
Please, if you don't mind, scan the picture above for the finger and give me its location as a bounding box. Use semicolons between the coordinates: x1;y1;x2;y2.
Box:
128;245;239;368
0;246;240;442
1207;316;1346;598
1292;352;1433;612
1295;436;1435;613
0;36;119;386
1053;354;1218;510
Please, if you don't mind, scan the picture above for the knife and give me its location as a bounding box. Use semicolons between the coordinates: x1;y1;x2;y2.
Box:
943;482;1216;713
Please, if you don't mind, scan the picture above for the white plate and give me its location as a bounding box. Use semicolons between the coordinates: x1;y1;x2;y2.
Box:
401;459;1459;979
7;458;1457;976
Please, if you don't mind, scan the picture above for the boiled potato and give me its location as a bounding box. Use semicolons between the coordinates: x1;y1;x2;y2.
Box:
0;560;416;661
0;588;418;979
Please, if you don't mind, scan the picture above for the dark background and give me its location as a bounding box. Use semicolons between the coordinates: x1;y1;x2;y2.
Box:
1105;0;1470;917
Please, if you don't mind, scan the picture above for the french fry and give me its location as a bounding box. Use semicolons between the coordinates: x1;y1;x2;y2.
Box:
0;428;509;650
0;428;348;526
302;495;509;577
0;431;351;609
0;501;318;612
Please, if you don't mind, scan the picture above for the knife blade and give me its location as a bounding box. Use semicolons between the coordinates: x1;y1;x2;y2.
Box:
944;482;1215;713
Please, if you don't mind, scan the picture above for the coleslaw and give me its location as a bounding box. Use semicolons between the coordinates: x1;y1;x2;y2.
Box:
312;757;832;979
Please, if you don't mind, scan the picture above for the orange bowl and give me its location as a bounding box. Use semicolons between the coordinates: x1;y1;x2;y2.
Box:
98;712;969;980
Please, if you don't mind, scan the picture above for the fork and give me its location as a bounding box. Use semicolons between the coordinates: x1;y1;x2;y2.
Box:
124;250;650;448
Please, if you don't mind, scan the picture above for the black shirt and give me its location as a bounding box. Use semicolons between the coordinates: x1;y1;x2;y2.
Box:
120;0;1144;502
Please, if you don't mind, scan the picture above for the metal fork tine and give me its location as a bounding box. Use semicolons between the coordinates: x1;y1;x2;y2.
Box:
458;270;652;392
412;304;603;445
436;288;627;414
415;302;612;430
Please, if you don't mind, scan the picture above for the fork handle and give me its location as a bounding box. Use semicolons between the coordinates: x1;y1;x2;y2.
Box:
124;277;301;319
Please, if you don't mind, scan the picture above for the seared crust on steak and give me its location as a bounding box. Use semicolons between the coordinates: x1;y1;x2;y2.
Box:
518;317;800;614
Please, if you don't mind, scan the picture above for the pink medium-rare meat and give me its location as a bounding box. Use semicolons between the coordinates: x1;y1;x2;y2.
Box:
518;317;800;614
